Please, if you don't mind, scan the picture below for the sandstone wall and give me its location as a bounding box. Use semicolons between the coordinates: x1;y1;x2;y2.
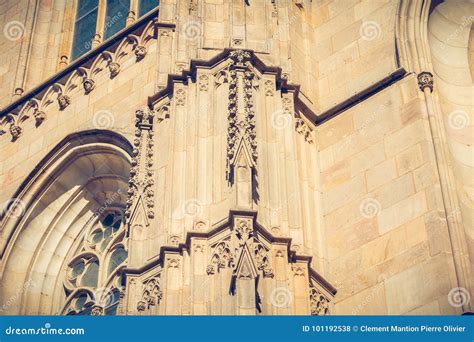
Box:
317;74;461;314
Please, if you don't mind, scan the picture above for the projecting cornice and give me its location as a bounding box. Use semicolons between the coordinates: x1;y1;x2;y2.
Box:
147;48;319;125
0;9;175;142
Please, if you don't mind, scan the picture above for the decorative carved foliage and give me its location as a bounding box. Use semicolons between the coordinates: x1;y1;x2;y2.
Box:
295;117;314;144
235;218;253;242
189;0;198;13
254;241;274;278
167;258;180;268
243;71;258;163
1;15;158;143
225;51;258;184
207;240;235;275
125;109;155;221
198;74;210;91
309;281;330;316
137;275;163;312
229;49;252;66
155;103;170;123
206;216;274;280
264;79;274;96
175;88;186;106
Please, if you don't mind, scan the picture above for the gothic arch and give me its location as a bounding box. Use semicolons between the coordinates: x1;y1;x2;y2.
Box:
0;130;132;314
427;1;474;306
395;0;474;312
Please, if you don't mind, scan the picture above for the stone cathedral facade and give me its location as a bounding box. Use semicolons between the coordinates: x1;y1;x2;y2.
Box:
0;0;472;316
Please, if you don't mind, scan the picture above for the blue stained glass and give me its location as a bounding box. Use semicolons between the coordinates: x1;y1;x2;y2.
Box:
81;261;99;287
107;247;128;275
139;0;159;17
104;0;130;40
71;0;99;60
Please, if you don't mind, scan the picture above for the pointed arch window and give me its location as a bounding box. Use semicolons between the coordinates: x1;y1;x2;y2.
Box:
70;0;159;61
71;0;99;60
103;0;130;40
61;211;127;316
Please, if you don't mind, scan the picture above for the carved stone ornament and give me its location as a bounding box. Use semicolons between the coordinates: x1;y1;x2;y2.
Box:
264;80;274;96
229;49;252;67
137;276;163;311
125;109;155;220
108;62;120;78
175;88;186;106
295;118;314;144
83;78;95;94
225;62;258;183
255;242;274;278
198;74;210;91
91;305;104;316
310;284;330;316
33;110;46;125
57;94;71;110
135;45;147;61
9;124;22;141
189;0;198;13
207;240;234;275
417;71;433;92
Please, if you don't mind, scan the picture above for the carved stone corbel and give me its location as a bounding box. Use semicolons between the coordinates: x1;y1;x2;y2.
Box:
417;71;433;92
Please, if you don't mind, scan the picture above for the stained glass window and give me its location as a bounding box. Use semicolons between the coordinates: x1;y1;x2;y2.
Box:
139;0;159;17
104;0;130;40
71;0;99;60
61;211;127;315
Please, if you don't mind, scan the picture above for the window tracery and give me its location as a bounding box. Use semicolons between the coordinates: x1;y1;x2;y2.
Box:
61;211;128;316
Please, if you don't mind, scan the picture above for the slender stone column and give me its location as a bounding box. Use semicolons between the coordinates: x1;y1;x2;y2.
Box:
418;71;473;312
